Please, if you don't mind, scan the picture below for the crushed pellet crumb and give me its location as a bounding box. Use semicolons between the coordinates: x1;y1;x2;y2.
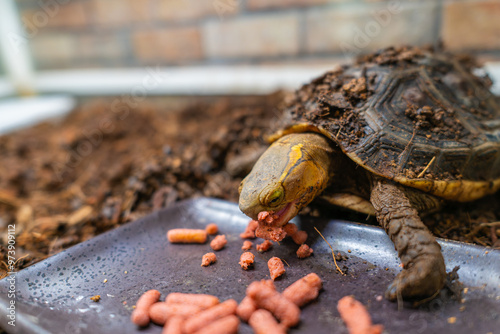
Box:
255;225;287;242
202;252;217;266
240;220;259;239
210;234;227;251
206;223;219;235
296;244;314;259
268;257;285;280
242;240;253;250
239;252;255;270
256;240;273;252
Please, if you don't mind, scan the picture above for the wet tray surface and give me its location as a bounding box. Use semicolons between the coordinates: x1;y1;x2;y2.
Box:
0;198;499;334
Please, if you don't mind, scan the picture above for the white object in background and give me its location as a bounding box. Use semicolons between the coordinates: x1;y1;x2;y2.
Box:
32;65;335;96
0;63;498;97
0;95;75;135
0;76;15;97
0;0;36;96
485;63;500;95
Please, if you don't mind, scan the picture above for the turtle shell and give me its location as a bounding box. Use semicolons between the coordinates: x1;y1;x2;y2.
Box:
271;47;500;202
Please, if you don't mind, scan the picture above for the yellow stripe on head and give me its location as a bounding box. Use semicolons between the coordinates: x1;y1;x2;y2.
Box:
279;143;305;183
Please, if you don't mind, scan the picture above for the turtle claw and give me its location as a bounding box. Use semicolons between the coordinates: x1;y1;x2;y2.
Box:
385;256;446;301
385;282;399;301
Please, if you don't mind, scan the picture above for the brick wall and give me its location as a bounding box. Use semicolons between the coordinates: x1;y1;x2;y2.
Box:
14;0;500;71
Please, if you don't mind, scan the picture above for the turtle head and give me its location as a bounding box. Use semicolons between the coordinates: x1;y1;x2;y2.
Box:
238;132;334;226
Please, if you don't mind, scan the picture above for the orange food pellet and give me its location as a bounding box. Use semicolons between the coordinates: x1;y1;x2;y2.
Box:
241;240;253;250
283;273;322;307
255;225;286;242
205;223;218;235
296;244;314;259
256;240;273;252
239;252;255;270
165;293;220;309
257;211;270;221
149;302;202;325
192;314;240;334
246;280;300;328
268;257;285;280
249;309;286;334
291;231;308;245
236;296;257;322
261;279;276;291
210;235;227;251
130;289;161;326
183;299;238;333
201;253;217;266
337;296;384;334
283;223;298;236
162;316;183;334
240;220;258;239
167;229;207;244
237;280;275;322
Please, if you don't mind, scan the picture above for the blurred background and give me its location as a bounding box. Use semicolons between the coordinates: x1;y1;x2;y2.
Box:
1;0;499;104
0;0;500;275
8;0;500;69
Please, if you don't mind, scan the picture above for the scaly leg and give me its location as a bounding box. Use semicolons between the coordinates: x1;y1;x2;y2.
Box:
370;178;446;300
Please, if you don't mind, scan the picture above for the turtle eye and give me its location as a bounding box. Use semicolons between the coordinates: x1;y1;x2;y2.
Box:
267;188;284;207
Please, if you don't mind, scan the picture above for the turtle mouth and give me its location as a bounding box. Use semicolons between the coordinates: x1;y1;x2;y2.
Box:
254;200;300;242
269;200;299;227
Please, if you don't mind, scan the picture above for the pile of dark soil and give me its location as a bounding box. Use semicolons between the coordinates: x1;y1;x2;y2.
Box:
0;92;498;278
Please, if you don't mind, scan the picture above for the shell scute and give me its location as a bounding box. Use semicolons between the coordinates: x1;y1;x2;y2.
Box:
277;47;500;200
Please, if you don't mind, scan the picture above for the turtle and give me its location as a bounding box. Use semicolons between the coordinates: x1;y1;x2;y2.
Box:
238;46;500;301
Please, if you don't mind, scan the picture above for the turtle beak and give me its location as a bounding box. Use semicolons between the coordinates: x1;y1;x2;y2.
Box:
238;199;260;220
238;175;264;220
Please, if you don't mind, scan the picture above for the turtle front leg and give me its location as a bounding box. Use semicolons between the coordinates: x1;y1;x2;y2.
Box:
370;179;446;301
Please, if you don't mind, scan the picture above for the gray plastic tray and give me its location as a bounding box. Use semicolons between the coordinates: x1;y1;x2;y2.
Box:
0;198;498;333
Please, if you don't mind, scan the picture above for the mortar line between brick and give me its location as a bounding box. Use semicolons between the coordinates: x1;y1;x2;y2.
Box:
239;0;248;14
297;9;307;57
434;0;444;49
